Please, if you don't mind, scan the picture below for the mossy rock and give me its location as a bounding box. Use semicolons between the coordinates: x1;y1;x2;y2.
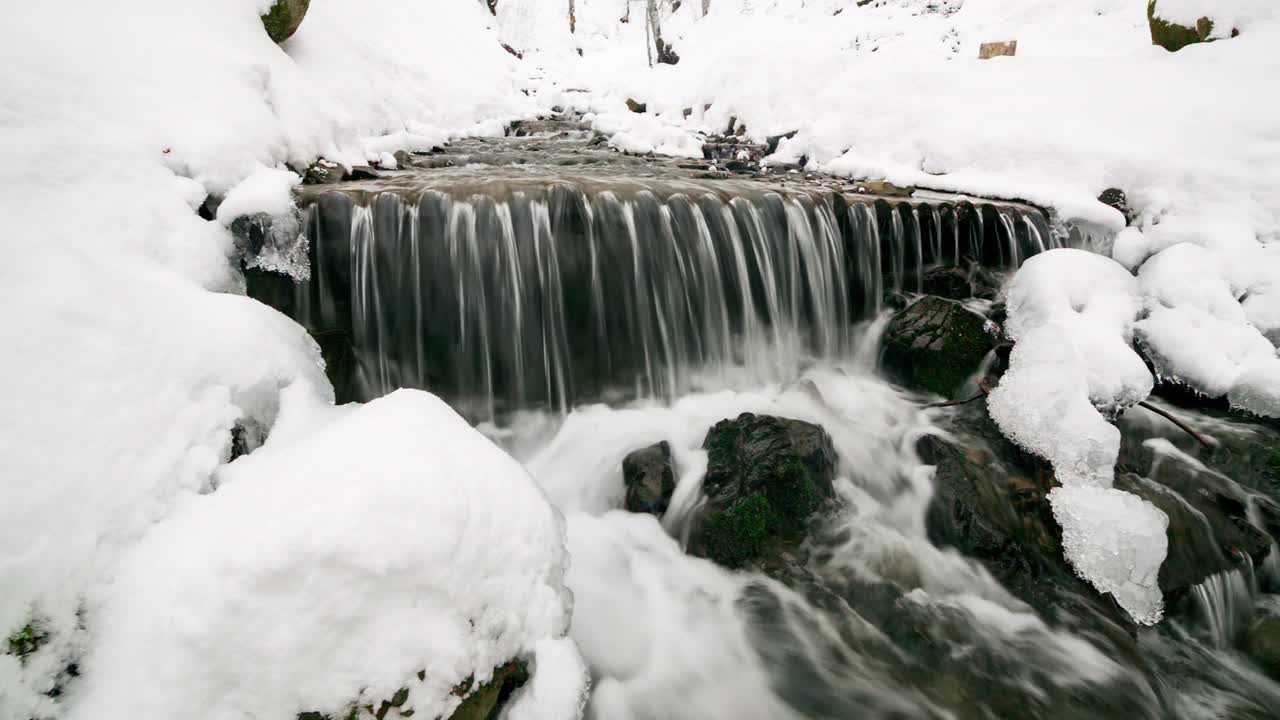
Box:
879;295;994;398
262;0;311;44
1147;1;1216;52
690;413;836;569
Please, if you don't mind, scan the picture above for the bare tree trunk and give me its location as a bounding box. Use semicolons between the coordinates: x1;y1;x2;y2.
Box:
569;0;576;33
646;0;679;65
702;0;710;16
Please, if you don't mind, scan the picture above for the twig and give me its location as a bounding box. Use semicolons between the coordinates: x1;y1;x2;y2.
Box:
922;378;994;409
1137;400;1217;449
923;393;985;409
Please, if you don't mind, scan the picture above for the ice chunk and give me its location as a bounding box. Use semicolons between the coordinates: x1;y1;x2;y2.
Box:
1050;485;1169;626
1227;358;1280;418
988;326;1122;488
68;389;584;720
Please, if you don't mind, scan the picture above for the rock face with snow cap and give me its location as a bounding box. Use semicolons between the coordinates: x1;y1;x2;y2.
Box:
880;295;995;397
262;0;310;43
1147;0;1222;52
689;413;837;569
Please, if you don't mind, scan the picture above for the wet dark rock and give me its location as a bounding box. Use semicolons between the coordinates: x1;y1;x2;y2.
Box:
347;165;380;181
689;413;836;569
261;0;310;43
392;150;412;167
1114;472;1235;599
625;98;647;114
701;141;767;164
1097;187;1131;221
880;295;995;397
1143;445;1273;571
1244;616;1280;681
765;130;798;156
920;263;1001;301
919;408;1141;642
303;159;348;185
623;441;676;516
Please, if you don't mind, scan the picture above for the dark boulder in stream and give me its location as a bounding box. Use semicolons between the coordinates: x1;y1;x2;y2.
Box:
622;441;676;517
689;413;836;570
881;295;995;398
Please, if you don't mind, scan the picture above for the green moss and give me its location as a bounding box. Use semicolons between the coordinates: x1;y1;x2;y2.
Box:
1148;0;1214;52
701;493;772;568
764;458;821;534
6;622;48;661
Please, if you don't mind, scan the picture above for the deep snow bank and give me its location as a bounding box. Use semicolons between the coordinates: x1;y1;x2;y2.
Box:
0;1;533;715
67;388;584;720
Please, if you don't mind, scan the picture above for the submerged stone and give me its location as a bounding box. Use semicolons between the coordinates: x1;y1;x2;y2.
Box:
622;441;677;516
1244;616;1280;681
689;413;836;569
880;295;995;397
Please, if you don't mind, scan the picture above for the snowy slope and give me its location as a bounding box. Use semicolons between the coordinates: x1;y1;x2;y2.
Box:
65;388;583;720
0;1;537;716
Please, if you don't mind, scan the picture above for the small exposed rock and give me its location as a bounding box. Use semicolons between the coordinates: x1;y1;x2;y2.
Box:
303;159;348;185
623;441;677;516
392;150;412;168
347;165;381;181
855;180;914;197
261;0;310;43
625;98;647;114
765;130;798;156
977;40;1017;59
1097;187;1131;220
689;413;836;569
880;296;995;397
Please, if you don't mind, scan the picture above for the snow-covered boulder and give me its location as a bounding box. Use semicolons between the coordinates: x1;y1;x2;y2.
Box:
67;388;587;720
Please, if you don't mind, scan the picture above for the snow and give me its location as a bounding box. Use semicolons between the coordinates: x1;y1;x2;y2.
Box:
987;250;1167;624
1152;0;1276;37
68;389;583;720
0;0;536;716
216;165;301;224
3;0;1279;713
1134;242;1280;415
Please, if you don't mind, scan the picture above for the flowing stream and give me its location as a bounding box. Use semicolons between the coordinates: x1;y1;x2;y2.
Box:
246;122;1280;719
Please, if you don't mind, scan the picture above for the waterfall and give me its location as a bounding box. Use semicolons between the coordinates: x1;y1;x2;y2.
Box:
250;181;1056;420
1190;553;1256;649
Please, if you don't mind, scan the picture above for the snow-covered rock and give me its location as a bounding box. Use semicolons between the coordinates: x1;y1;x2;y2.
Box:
68;388;585;720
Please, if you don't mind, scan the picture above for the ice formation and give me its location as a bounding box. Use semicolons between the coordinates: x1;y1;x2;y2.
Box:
988;249;1168;624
